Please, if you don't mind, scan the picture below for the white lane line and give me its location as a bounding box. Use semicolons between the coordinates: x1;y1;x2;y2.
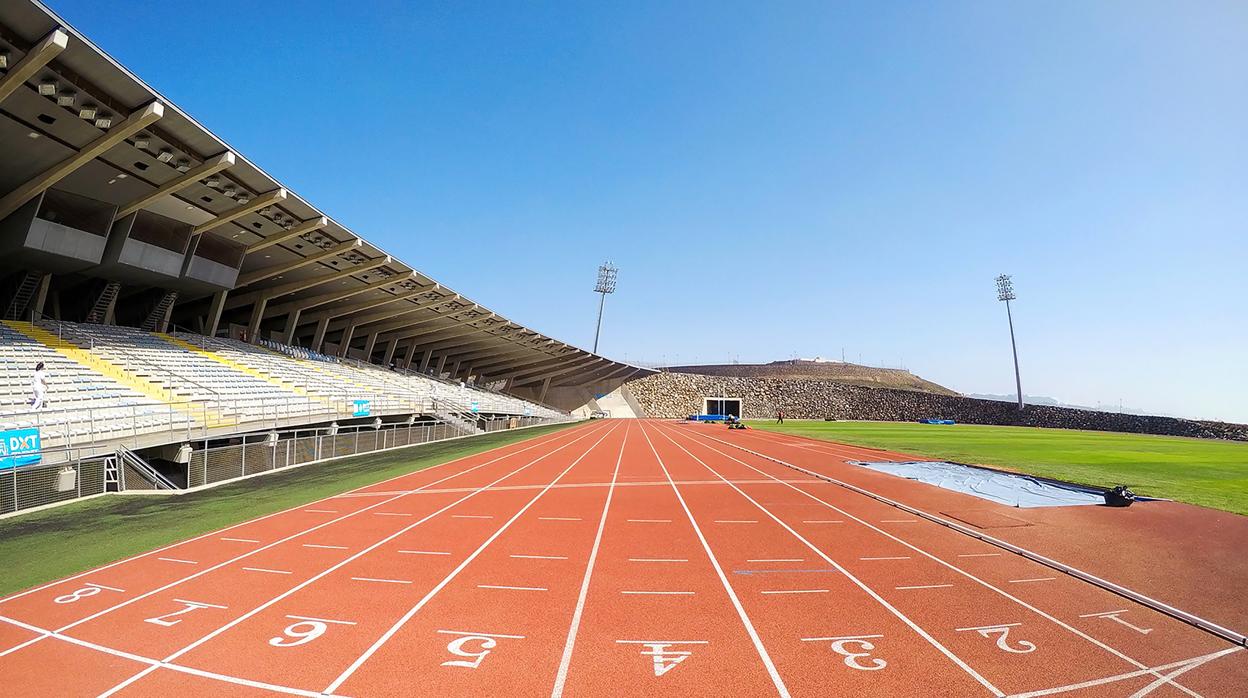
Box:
157;557;197;565
707;427;1208;690
172;599;227;609
637;424;791;698
629;558;688;563
437;629;526;639
451;514;494;519
1078;610;1130;618
478;584;548;592
860;556;911;561
896;584;954;590
958;553;1001;558
802;520;843;524
302;544;348;550
398;550;451;556
287;614;356;626
714;520;758;524
220;537;260;543
761;589;829;595
0;422;593;609
1009;577;1057;584
323;424;620;694
374;512;413;517
621;590;695;595
1006;646;1244;698
881;519;918;523
242;567;292;575
352;577;412;585
627;519;671;523
84;582;125;592
12;423;608;688
539;516;582;521
956;622;1022;632
617;639;708;644
802;633;884;642
510;554;569;560
748;558;805;563
651;423;997;697
303;509;338;514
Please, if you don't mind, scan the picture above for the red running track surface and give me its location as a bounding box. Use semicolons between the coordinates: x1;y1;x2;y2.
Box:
0;420;1243;697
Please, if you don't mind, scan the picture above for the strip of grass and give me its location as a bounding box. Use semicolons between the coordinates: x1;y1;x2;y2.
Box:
0;423;577;597
747;420;1248;515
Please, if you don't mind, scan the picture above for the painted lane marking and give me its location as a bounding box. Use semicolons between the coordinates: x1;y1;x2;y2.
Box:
627;519;671;523
437;629;525;639
220;537;260;543
478;584;547;592
1005;646;1243;698
351;577;412;585
302;544;348;550
287;614;356;626
323;424;620;694
621;590;695;595
713;520;758;524
802;634;884;642
734;569;835;575
398;550;451;556
958;553;1001;558
894;584;954;590
73;424;615;697
539;516;582;521
649;424;995;697
144;599;228;627
760;589;829;595
800;634;888;671
242;567;292;575
1078;610;1153;635
615;639;709;677
677;428;1209;695
452;514;494;519
1008;577;1056;584
629;558;688;563
860;556;910;561
880;519;918;523
303;509;338;514
510;554;569;560
955;623;1036;654
637;424;791;697
374;512;413;517
748;558;804;563
53;583;125;605
802;520;843;524
157;557;197;565
436;629;527;670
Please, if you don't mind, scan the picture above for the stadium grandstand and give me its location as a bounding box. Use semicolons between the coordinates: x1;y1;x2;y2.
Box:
0;0;651;515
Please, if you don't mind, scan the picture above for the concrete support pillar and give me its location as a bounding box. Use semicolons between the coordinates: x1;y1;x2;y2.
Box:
451;359;463;379
435;354;448;377
364;332;380;360
246;295;269;341
419;349;434;373
205;290;228;337
504;376;515;391
539;376;552;403
338;323;357;358
30;273;51;321
311;315;330;353
382;339;398;365
281;308;302;345
403;342;418;370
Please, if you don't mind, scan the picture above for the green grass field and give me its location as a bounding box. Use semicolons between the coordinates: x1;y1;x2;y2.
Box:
0;423;576;598
747;420;1248;515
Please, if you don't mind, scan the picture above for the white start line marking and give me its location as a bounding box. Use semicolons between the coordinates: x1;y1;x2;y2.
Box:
621;590;695;596
629;558;688;563
627;519;672;523
748;558;805;563
303;509;337;514
802;520;843;524
894;584;954;590
219;537;260;543
242;567;292;575
374;512;413;517
302;543;348;550
510;554;568;560
539;517;582;521
352;577;412;585
156;557;197;565
713;520;758;524
860;556;911;561
760;589;829;595
452;514;494;519
957;553;1001;558
1008;577;1056;584
1078;610;1153;635
398;550;451;556
478;584;548;592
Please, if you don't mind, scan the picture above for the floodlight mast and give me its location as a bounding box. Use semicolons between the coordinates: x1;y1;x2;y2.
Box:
592;262;618;353
996;274;1023;411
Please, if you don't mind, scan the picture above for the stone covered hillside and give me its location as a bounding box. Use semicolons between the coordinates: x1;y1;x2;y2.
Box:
628;371;1248;442
664;360;957;395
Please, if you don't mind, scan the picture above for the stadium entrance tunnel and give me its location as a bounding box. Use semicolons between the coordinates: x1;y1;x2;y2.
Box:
848;460;1146;508
705;397;741;418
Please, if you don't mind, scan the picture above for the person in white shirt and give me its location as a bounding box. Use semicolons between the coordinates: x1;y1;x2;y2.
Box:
30;362;48;410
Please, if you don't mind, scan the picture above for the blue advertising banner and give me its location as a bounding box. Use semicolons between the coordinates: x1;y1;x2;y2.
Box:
353;400;371;417
0;428;42;470
470;401;479;414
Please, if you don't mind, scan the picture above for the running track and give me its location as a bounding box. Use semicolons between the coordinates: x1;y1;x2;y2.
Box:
0;420;1243;696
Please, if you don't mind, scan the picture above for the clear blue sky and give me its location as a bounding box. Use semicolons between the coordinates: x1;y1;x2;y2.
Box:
49;0;1247;422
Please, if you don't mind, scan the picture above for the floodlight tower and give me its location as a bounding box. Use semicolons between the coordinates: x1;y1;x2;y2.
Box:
996;274;1023;411
592;262;618;353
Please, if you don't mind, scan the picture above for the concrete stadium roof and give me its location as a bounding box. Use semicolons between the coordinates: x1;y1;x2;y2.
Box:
0;0;652;396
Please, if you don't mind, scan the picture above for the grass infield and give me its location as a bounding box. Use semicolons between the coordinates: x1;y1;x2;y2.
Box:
748;420;1248;516
0;422;577;598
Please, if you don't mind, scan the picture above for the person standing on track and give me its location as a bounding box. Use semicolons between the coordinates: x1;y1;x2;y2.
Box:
29;361;49;410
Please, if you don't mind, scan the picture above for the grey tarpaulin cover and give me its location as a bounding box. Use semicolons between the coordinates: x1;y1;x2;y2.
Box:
848;460;1106;508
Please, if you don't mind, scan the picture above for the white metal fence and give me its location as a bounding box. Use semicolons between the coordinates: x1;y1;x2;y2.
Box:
0;414;573;518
